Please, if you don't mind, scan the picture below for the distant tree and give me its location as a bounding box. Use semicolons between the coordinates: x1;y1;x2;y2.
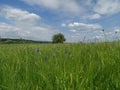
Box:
52;33;66;43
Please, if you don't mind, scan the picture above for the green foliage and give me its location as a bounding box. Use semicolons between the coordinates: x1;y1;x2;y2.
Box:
52;33;66;43
0;42;120;90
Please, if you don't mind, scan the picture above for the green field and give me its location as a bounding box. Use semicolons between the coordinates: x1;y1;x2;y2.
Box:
0;42;120;90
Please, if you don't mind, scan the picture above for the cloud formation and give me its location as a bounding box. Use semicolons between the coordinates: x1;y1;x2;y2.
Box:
61;22;103;42
94;0;120;15
21;0;120;18
21;0;82;14
63;22;102;31
0;0;120;42
0;6;40;23
83;14;101;20
0;6;58;41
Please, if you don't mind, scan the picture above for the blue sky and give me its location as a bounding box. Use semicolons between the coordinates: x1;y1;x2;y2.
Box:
0;0;120;42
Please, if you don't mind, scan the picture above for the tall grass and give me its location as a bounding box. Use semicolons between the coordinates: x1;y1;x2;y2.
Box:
0;42;120;90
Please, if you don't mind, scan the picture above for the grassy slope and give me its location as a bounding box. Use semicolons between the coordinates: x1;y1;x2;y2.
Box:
0;42;120;90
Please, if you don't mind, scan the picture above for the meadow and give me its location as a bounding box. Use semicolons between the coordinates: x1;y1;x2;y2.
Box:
0;42;120;90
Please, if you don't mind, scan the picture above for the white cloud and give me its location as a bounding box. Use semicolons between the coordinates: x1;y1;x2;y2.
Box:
67;22;102;31
61;23;66;27
61;22;103;42
95;35;104;39
0;6;40;24
0;23;20;38
0;6;59;41
20;0;120;18
114;29;120;33
83;13;101;19
90;14;101;19
94;0;120;15
21;0;82;14
0;22;58;41
20;0;120;20
69;29;77;33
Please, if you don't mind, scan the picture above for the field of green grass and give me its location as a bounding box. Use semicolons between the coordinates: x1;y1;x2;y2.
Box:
0;42;120;90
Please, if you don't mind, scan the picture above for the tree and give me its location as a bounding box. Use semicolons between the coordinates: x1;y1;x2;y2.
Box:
52;33;66;43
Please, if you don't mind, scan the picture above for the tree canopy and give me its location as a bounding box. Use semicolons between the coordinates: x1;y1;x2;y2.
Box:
52;33;66;43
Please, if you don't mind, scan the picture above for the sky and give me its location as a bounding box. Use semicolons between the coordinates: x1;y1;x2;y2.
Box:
0;0;120;42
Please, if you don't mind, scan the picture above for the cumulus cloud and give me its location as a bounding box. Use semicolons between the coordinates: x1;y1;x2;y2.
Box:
0;23;20;38
20;0;120;19
94;35;104;39
0;6;40;24
21;0;83;14
90;14;101;19
83;13;101;19
114;29;120;33
94;0;120;15
61;23;66;27
0;6;58;41
65;22;102;31
61;22;103;42
69;29;77;33
0;22;58;41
